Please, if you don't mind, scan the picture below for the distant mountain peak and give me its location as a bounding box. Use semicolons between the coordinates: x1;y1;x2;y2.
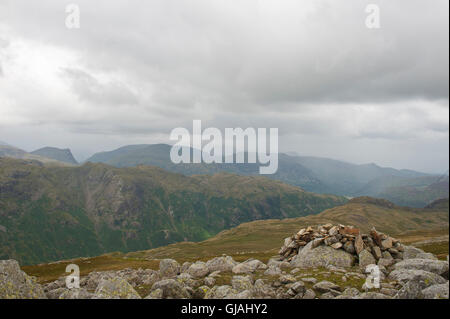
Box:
31;147;78;165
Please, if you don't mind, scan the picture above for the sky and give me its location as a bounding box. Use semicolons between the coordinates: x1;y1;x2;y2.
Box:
0;0;448;173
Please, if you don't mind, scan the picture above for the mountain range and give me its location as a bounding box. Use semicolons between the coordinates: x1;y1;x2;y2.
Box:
85;144;448;207
0;142;448;207
0;157;346;265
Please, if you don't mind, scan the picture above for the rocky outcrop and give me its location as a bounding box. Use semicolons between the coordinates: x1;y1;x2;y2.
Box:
0;260;46;299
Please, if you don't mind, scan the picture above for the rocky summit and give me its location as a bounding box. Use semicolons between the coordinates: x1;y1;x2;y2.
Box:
0;224;448;299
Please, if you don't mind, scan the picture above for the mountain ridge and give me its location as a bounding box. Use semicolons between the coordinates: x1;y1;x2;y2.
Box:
0;157;347;265
85;143;444;206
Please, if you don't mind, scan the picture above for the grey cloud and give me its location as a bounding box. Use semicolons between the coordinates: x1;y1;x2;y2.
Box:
0;0;448;172
61;68;139;106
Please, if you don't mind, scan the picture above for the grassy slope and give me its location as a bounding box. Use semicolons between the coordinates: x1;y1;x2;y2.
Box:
22;198;449;283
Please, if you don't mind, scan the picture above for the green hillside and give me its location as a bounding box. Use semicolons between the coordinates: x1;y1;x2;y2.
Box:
0;157;346;265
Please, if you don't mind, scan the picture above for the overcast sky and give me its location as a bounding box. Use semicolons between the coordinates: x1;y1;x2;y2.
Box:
0;0;448;173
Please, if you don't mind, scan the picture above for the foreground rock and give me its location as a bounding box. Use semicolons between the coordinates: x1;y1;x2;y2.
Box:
394;259;448;279
149;279;191;299
422;283;449;299
388;269;447;288
291;241;355;268
2;223;448;300
0;260;46;299
92;277;141;299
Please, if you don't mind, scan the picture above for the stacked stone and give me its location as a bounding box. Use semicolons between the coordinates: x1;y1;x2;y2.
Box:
278;224;403;264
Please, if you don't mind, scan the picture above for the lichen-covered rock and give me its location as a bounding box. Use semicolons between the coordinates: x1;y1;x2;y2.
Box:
291;242;355;269
59;288;93;299
402;246;426;260
116;268;160;287
267;258;290;269
186;261;210;279
231;275;254;291
230;290;253;299
341;287;360;297
357;292;391;299
388;269;446;288
0;259;46;299
358;249;377;268
206;256;238;273
46;287;67;299
204;285;238;299
204;276;216;287
92;277;141;299
264;266;282;276
394;280;424;299
312;280;342;293
422;283;449;299
151;279;191;299
378;257;395;268
176;273;197;287
180;262;192;273
145;288;163;299
252;279;277;299
302;289;316;299
289;281;306;296
159;259;180;278
80;271;115;291
232;259;267;274
394;259;448;279
193;285;210;299
279;274;296;284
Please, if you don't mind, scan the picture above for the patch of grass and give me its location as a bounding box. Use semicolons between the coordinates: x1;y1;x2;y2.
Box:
416;242;449;260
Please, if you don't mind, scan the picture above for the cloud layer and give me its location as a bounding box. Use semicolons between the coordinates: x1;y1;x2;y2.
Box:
0;0;448;172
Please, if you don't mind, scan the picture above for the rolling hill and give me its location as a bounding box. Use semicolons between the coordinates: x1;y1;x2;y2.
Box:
0;157;346;265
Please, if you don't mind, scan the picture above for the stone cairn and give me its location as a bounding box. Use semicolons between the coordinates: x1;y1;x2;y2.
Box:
278;224;404;263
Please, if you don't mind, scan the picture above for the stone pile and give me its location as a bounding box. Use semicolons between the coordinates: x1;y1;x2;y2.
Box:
278;224;403;266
